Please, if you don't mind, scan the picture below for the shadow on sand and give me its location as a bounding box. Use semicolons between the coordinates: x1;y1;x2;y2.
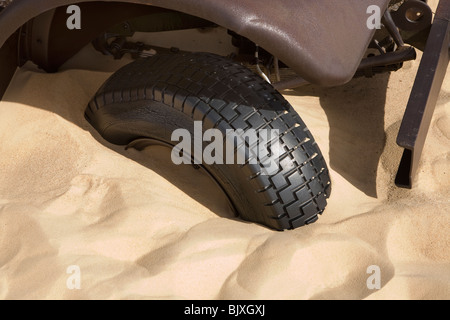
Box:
282;73;391;197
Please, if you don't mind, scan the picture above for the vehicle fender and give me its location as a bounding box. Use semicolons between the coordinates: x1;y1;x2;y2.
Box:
0;0;390;86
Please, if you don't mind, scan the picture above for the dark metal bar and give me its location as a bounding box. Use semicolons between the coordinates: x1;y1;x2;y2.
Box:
395;0;450;188
274;46;417;91
382;9;405;48
358;46;416;69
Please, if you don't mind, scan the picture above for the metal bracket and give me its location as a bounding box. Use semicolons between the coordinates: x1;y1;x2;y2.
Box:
395;0;450;188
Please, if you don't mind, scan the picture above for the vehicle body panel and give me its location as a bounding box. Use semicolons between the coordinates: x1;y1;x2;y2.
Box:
0;0;390;86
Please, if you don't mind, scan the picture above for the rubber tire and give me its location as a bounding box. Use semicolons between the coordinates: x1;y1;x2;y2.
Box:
85;53;331;230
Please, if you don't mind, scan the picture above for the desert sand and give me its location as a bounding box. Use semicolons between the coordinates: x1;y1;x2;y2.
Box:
0;4;449;300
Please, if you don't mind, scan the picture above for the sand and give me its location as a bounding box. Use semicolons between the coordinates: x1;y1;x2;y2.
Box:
0;6;449;300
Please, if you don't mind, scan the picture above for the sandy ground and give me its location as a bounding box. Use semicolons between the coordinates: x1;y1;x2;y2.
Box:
0;7;449;300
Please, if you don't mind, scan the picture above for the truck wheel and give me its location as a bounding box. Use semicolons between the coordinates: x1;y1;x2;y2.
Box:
85;52;331;230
